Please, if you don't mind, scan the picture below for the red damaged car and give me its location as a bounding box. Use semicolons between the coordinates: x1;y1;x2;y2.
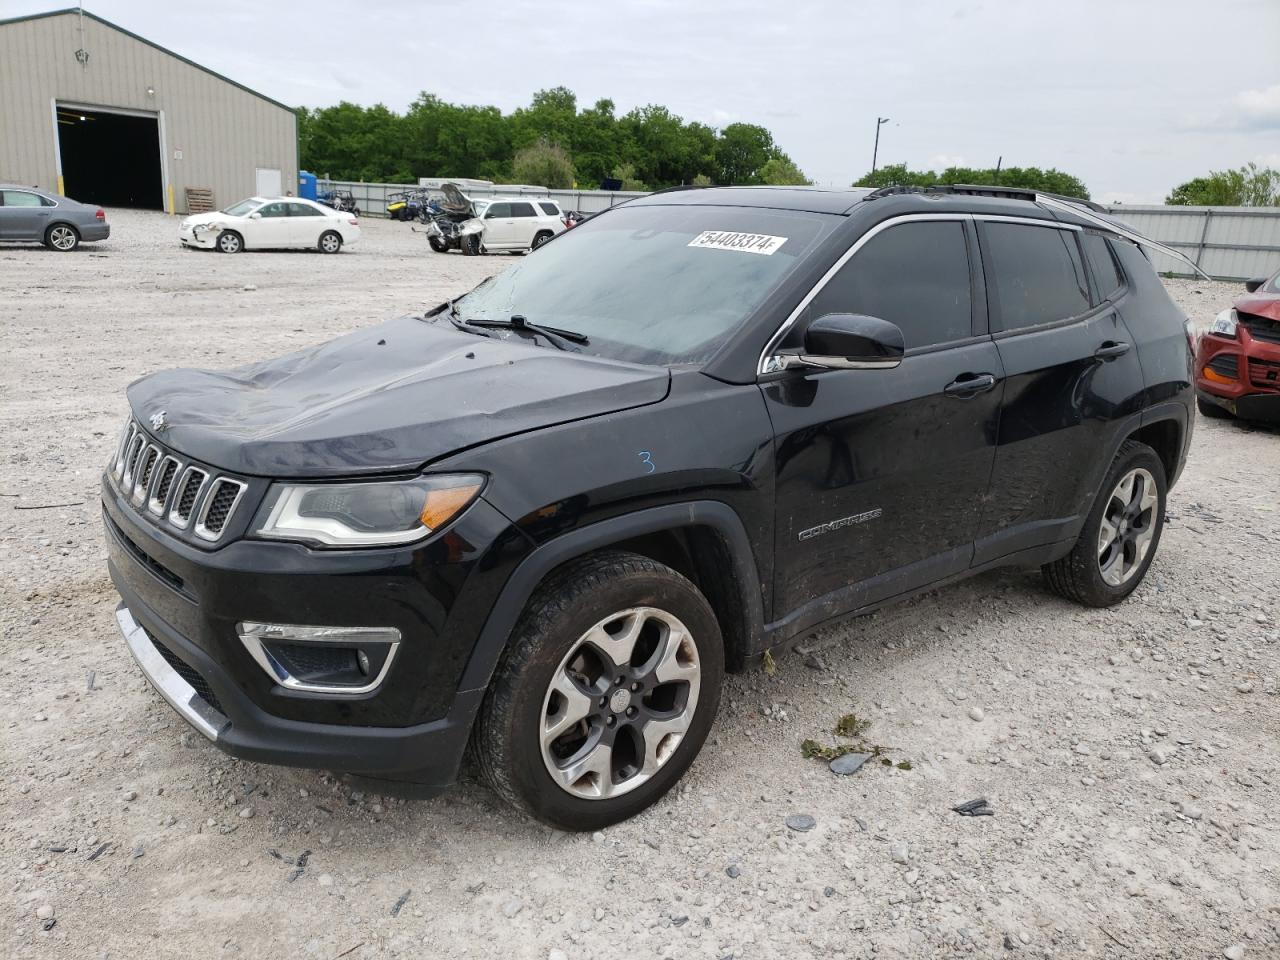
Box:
1195;268;1280;421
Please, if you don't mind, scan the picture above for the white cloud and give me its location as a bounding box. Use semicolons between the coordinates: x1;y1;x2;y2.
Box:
927;153;966;171
1236;84;1280;128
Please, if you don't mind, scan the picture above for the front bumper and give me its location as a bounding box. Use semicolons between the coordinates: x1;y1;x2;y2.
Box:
103;467;531;783
1195;331;1280;421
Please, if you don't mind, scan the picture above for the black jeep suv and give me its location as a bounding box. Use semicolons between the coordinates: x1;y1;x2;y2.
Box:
104;185;1194;830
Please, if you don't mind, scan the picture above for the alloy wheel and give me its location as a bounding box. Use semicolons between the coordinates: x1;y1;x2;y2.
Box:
320;232;341;253
1097;467;1158;586
50;226;77;250
540;606;701;800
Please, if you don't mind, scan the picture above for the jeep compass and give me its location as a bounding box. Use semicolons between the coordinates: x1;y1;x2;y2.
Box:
104;185;1195;830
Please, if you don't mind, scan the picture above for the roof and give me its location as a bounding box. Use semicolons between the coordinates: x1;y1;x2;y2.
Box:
0;8;295;114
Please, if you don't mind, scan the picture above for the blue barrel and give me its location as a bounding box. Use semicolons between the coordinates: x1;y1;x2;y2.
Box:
297;171;317;200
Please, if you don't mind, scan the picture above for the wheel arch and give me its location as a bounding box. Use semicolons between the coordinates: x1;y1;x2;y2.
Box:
457;502;765;694
1133;401;1189;488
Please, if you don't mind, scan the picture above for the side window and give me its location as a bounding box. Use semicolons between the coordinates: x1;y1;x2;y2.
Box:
803;220;973;350
1081;232;1124;303
486;202;511;219
258;202;289;218
288;202;322;217
509;202;538;217
538;202;560;216
2;190;45;207
983;223;1090;331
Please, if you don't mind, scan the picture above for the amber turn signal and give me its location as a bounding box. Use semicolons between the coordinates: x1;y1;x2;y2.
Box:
420;481;483;529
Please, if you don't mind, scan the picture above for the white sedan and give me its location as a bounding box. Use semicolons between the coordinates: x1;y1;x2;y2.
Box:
180;197;360;254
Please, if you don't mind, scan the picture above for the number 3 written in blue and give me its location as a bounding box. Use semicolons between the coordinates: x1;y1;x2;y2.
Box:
638;451;655;474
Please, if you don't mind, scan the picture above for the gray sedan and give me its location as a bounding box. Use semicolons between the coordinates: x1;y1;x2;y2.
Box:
0;185;111;251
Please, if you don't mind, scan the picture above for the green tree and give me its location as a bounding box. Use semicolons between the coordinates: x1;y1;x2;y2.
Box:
759;155;812;185
715;123;777;185
610;163;648;192
852;164;1090;200
1166;163;1280;206
512;139;575;189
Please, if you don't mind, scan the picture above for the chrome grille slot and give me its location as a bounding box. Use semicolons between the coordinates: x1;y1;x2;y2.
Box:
148;456;181;515
132;445;161;502
109;418;250;544
195;478;246;541
169;467;208;529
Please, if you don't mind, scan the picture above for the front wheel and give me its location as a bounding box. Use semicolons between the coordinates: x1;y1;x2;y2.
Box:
45;223;79;251
318;230;342;254
1042;439;1166;607
460;234;481;256
476;551;724;831
427;236;449;254
216;230;243;254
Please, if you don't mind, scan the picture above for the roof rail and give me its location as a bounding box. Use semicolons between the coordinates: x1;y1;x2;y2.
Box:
647;184;712;195
864;182;1107;214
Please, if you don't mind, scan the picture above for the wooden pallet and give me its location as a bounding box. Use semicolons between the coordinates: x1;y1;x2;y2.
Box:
185;187;215;213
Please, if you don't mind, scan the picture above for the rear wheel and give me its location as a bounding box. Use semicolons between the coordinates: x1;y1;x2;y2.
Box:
216;230;243;254
531;230;554;250
1197;395;1232;419
476;551;724;830
1042;440;1166;607
45;223;79;251
318;230;342;254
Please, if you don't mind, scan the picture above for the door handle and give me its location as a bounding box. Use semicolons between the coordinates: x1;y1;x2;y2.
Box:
1094;341;1131;361
944;373;998;397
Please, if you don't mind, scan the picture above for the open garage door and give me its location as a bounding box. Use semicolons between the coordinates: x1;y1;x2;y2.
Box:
56;105;163;210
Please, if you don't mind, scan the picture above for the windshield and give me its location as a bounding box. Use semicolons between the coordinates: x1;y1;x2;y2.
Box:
222;198;261;217
450;203;839;365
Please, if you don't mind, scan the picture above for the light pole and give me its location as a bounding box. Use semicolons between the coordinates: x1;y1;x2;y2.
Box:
871;117;890;176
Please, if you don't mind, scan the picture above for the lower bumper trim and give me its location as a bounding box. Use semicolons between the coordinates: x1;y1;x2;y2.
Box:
118;603;229;741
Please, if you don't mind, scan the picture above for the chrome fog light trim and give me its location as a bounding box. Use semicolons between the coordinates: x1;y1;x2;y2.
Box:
235;622;401;696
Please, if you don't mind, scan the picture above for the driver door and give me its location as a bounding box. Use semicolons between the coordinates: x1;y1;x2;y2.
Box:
250;201;294;248
763;217;1004;623
482;202;515;248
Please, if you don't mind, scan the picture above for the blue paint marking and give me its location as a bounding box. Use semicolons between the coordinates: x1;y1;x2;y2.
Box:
638;451;655;474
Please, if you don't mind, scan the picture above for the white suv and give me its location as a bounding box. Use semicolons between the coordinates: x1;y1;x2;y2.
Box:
479;197;566;252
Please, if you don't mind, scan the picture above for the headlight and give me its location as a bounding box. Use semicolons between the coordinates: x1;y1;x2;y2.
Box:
252;474;484;547
1210;308;1238;338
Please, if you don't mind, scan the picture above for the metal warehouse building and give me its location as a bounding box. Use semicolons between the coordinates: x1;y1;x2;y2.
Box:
0;8;296;214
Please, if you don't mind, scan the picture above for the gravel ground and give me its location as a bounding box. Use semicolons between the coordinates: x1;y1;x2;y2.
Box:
2;211;1277;960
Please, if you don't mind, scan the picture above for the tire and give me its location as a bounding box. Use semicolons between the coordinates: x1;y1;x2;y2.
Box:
216;230;243;254
531;230;553;250
461;234;481;256
45;223;79;251
476;551;724;831
1197;395;1232;419
428;236;449;254
318;230;342;254
1042;440;1167;607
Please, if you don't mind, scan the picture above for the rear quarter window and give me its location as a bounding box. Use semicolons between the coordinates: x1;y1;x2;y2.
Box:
1082;232;1125;303
538;202;560;216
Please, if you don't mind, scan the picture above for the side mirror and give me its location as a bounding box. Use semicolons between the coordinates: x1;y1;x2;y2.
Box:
779;314;905;371
250;212;262;220
1244;277;1266;293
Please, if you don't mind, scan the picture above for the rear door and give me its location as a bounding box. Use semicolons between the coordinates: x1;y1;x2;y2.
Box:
972;218;1146;565
286;201;328;244
765;216;1004;622
505;200;540;248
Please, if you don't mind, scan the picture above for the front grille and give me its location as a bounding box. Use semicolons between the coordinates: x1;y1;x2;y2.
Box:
1240;313;1280;345
109;419;249;543
1248;358;1280;391
1207;353;1239;380
151;636;225;715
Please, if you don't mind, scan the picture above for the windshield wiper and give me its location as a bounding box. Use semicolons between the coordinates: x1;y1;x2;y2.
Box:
462;315;589;352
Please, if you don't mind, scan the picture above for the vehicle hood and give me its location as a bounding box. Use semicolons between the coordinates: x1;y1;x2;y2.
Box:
125;315;671;478
439;182;473;216
182;211;233;228
1235;294;1280;322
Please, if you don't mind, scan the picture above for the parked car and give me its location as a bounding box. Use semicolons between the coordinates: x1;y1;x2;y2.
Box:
105;185;1194;831
0;184;109;251
317;189;359;216
477;196;566;252
179;197;360;254
1194;267;1280;421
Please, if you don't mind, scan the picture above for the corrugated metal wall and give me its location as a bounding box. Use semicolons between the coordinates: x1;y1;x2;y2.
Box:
1102;205;1280;281
0;10;296;214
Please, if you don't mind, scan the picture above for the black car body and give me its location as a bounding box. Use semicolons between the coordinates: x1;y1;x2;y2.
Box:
105;185;1194;828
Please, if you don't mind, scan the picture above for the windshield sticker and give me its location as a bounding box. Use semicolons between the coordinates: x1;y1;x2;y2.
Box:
688;231;787;255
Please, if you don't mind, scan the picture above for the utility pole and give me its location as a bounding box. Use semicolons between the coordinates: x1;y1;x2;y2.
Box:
871;117;890;176
994;155;1003;183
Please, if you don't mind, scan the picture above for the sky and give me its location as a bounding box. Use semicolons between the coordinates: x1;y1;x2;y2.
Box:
4;0;1279;203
